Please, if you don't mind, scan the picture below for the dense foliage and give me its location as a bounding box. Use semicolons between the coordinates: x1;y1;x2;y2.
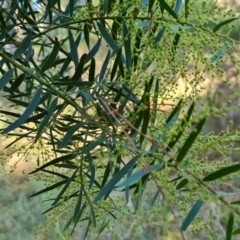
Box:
1;0;240;239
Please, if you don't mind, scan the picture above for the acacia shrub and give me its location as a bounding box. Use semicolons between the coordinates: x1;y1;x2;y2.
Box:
0;0;240;239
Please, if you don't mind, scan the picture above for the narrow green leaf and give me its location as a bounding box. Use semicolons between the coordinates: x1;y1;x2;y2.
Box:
69;0;75;16
166;99;182;124
71;203;87;234
89;58;95;83
155;27;166;46
185;0;189;19
213;17;238;33
151;190;160;206
101;161;111;187
99;50;111;82
140;80;152;144
231;200;240;205
41;37;60;73
0;69;13;91
176;178;189;190
84;24;90;49
97;22;119;53
9;73;25;92
29;179;68;197
85;38;101;63
174;0;182;14
71;53;87;81
93;155;140;204
123;23;131;70
133;29;142;69
87;153;95;190
68;29;79;68
181;198;203;231
13;32;32;59
53;81;92;87
148;0;155;13
117;163;164;188
203;163;240;182
226;213;234;240
2;88;42;134
29;153;77;174
157;0;178;19
89;200;96;227
176;117;206;163
54;163;78;169
81;135;106;155
60;122;86;148
35;97;58;142
211;45;228;63
103;0;109;15
167;102;194;152
232;227;240;235
111;47;122;81
52;167;79;206
0;11;6;28
73;185;83;222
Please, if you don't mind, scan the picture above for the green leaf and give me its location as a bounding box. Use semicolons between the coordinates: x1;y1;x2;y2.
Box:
13;32;32;59
185;0;189;19
71;53;87;81
181;198;203;231
176;178;189;190
0;11;6;28
35;97;58;143
133;29;142;69
231;200;240;205
176;117;205;163
123;23;131;70
0;69;13;91
103;0;109;15
85;38;101;63
87;153;95;190
89;58;95;83
97;22;119;53
117;163;164;188
140;79;153;144
69;0;75;16
232;227;240;235
71;203;87;234
203;163;240;182
84;24;90;49
157;0;178;19
29;153;77;174
174;0;182;14
213;17;238;33
151;190;160;206
9;73;25;92
41;37;60;73
93;155;140;204
2;88;42;134
68;29;79;68
29;179;69;197
73;185;83;223
111;47;122;81
60;122;86;148
211;45;228;63
155;27;166;46
52;167;79;206
81;135;106;155
148;0;155;13
226;213;234;240
99;50;111;82
53;81;92;87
